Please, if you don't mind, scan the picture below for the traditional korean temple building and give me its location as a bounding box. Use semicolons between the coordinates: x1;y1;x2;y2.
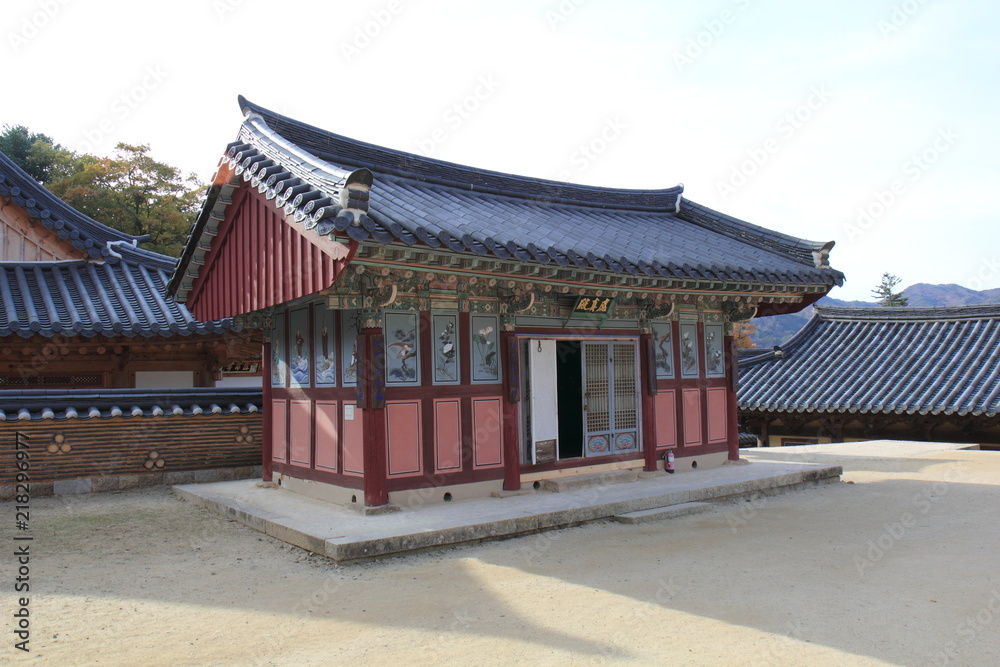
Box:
168;96;845;509
0;149;262;495
739;306;1000;448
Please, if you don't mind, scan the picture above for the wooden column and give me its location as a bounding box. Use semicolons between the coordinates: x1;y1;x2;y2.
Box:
360;328;389;507
500;331;521;491
640;333;658;472
725;336;740;460
261;340;273;481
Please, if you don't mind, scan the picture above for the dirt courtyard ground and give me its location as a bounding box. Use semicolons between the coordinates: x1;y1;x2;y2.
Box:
3;442;999;665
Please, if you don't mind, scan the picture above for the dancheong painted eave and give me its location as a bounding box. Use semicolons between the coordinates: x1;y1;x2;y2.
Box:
167;96;845;310
738;305;1000;418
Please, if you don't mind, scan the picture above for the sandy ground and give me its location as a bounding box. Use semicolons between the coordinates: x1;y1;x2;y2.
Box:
2;442;1000;666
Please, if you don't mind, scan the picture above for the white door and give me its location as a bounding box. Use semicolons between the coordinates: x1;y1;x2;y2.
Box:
527;339;559;464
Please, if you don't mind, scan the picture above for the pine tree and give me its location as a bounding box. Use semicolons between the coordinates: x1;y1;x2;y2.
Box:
872;272;909;307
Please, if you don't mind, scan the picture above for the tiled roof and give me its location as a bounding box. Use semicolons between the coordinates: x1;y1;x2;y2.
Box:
0;388;260;422
0;150;141;258
0;241;235;338
170;96;844;301
738;306;1000;417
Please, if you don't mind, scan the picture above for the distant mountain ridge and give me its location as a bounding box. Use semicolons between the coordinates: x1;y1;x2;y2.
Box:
749;283;1000;348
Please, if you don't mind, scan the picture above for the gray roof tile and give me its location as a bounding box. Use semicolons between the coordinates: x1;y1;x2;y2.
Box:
0;241;235;339
170;97;846;300
739;306;1000;417
0;388;260;422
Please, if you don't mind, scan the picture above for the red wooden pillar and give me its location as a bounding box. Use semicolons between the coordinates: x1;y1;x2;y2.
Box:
360;328;389;506
725;336;740;461
640;333;658;472
261;340;273;482
500;331;521;491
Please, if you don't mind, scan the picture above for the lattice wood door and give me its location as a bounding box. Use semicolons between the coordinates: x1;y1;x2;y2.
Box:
582;341;640;457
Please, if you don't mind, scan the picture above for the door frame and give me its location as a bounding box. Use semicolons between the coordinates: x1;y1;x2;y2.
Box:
518;333;642;466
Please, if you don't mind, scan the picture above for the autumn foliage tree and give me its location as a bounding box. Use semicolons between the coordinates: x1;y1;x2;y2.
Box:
0;126;201;257
732;320;757;349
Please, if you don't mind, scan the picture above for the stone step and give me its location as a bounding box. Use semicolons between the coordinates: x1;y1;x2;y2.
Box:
613;501;713;524
539;469;639;493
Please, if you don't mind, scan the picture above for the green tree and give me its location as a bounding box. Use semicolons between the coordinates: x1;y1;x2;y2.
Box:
872;272;909;307
47;143;203;257
0;124;72;183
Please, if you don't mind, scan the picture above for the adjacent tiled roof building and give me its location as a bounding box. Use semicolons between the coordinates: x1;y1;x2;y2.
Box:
0;149;237;339
738;306;1000;446
0;148;263;493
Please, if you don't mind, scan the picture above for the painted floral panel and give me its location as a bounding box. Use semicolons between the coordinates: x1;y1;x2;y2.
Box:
704;324;726;378
432;313;460;384
288;307;311;388
385;311;420;385
651;321;674;379
341;310;361;387
314;306;337;387
471;315;500;383
679;322;700;378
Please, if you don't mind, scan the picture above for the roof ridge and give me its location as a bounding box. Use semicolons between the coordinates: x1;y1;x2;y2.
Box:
815;304;1000;321
239;96;684;212
677;198;837;270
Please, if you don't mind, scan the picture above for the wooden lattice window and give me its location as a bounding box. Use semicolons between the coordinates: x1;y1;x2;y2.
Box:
0;373;105;388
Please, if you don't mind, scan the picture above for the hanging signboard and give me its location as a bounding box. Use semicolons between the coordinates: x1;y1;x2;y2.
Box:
571;295;616;319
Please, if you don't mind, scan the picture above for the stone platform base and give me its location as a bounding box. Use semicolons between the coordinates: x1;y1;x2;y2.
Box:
0;466;263;499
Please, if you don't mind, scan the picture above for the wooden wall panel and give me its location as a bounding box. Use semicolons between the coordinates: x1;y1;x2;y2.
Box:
434;399;462;473
0;414;262;484
707;388;729;443
472;398;503;468
682;388;702;446
314;401;339;472
271;399;287;462
386;400;422;477
0;199;87;261
654;389;677;448
342;402;364;476
288;400;312;466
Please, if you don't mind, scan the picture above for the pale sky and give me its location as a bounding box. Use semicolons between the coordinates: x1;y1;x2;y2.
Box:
4;0;998;300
